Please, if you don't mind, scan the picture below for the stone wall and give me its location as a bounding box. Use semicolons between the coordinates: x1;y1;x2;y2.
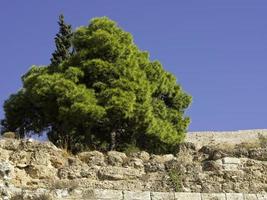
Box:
186;129;267;149
0;130;267;199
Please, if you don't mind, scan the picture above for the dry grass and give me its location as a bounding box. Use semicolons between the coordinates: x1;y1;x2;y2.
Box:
60;148;74;158
122;144;141;156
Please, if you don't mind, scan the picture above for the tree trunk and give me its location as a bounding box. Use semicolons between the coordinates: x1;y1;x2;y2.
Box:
109;130;117;150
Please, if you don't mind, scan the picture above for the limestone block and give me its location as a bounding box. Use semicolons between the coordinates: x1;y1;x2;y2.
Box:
54;189;69;198
222;157;241;165
0;149;11;161
0;161;13;181
202;160;222;171
226;193;243;200
249;148;267;161
25;165;56;179
123;191;150;200
215;159;223;165
151;192;175;200
30;150;51;166
107;151;127;166
162;154;175;162
78;151;106;166
222;164;238;171
138;151;150;162
243;194;258;200
0;139;20;151
151;154;174;164
9;151;32;167
257;194;267;200
144;162;165;172
175;192;201;200
126;158;144;169
12;168;30;186
202;193;226;200
98;166;144;180
93;189;123;199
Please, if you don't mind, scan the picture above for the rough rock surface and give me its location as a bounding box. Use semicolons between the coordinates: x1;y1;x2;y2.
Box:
0;130;266;199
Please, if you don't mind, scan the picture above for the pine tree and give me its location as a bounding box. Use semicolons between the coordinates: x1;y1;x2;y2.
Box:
50;14;72;66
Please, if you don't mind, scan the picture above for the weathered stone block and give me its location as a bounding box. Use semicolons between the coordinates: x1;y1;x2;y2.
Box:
226;193;243;200
257;194;267;200
10;150;32;167
202;193;226;200
98;166;144;180
175;192;201;200
0;161;13;181
222;163;238;171
243;194;258;200
0;149;12;161
25;165;56;179
151;192;175;200
94;189;123;199
249;148;267;161
144;162;165;172
54;189;69;198
138;151;150;162
202;161;221;171
162;154;175;162
222;157;241;165
123;191;150;200
150;154;174;164
78;151;105;166
0;139;20;151
107;151;127;166
126;158;144;169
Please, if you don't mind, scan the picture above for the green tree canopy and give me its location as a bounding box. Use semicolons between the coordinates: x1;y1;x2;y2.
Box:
1;17;192;153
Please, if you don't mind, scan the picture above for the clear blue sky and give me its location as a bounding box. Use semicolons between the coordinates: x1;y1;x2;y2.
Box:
0;1;267;131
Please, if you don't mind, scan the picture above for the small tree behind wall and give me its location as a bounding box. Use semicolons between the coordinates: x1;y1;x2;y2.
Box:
50;14;73;67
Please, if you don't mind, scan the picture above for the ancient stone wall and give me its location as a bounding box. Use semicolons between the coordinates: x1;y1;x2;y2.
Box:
186;129;267;148
0;130;266;199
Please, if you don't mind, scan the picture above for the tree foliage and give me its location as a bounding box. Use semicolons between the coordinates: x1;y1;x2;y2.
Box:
50;14;72;67
1;17;192;153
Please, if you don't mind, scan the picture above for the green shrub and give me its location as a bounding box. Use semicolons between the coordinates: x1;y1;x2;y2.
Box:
168;168;182;192
122;144;141;155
